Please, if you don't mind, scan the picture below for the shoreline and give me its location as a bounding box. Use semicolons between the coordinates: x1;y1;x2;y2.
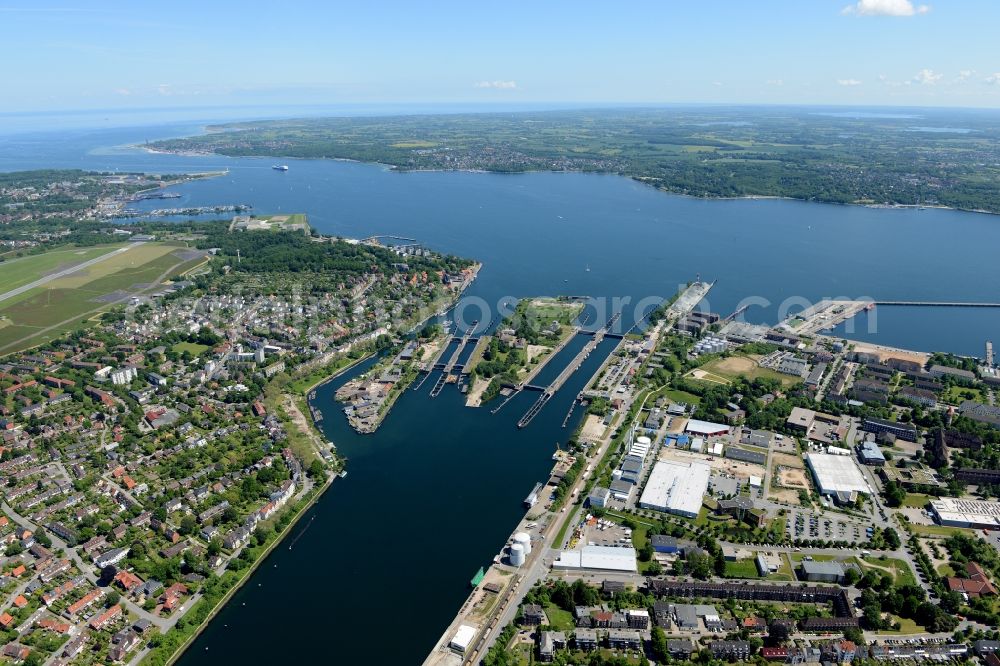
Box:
136;143;1000;218
159;348;376;664
162;472;335;666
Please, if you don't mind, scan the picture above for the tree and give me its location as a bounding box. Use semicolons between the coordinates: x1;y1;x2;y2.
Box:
179;515;198;536
687;551;713;579
308;459;326;479
883;480;906;508
844;567;861;586
939;591;962;614
651;626;669;662
99;565;117;586
843;626;865;645
769;621;791;644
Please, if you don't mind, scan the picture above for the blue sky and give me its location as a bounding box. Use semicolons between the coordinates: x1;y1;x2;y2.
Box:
3;0;1000;112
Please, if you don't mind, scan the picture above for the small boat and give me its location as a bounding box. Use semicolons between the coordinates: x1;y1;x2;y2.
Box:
272;165;289;171
585;264;590;272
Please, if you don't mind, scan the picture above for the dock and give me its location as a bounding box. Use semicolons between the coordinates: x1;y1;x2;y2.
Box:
776;299;871;336
873;300;1000;308
431;327;478;397
516;313;619;429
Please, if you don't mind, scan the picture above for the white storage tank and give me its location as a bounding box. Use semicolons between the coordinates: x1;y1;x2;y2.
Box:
510;543;525;567
513;531;532;555
637;436;652;446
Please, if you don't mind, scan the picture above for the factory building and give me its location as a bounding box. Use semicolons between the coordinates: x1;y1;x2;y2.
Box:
931;497;1000;529
799;560;847;584
639;460;711;517
857;440;886;466
553;545;638;573
684;419;731;437
805;453;870;503
449;625;476;653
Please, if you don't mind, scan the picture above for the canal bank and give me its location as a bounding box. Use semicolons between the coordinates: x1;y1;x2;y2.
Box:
176;323;617;665
160;474;335;666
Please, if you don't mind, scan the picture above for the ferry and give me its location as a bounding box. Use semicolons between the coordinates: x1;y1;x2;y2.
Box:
272;165;289;171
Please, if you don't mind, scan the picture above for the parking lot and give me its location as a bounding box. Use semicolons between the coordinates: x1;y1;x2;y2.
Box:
581;516;633;548
786;508;868;542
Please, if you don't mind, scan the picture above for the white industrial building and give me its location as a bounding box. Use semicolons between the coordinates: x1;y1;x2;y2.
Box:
629;435;652;460
931;497;1000;529
684;419;730;437
805;453;870;500
449;625;477;653
638;460;711;517
553;545;637;573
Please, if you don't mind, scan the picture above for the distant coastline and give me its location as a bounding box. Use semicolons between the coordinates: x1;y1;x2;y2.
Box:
135;140;999;218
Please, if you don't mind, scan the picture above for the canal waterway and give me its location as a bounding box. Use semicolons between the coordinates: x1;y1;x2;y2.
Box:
3;117;1000;663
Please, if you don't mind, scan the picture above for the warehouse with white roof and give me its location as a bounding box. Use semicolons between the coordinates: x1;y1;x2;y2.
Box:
553;545;638;572
638;460;711;517
684;419;731;437
449;625;477;653
931;497;1000;529
805;452;870;501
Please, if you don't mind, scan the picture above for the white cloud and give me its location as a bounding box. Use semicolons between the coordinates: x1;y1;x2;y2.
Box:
474;80;516;89
913;69;942;85
842;0;930;16
114;88;131;96
765;79;783;86
837;79;863;86
712;81;723;87
985;73;1000;85
957;69;975;81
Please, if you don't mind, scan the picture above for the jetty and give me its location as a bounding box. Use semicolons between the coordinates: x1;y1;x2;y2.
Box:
874;300;1000;308
516;313;619;429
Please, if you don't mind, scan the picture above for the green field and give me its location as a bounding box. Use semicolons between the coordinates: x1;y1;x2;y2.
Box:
172;341;210;357
724;559;762;579
542;603;576;632
941;385;983;405
520;297;585;329
908;523;972;539
698;354;802;388
657;388;702;406
902;493;932;508
878;615;924;635
853;556;918;587
0;245;126;293
0;243;206;354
